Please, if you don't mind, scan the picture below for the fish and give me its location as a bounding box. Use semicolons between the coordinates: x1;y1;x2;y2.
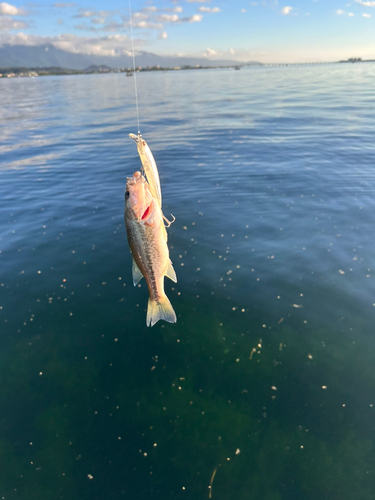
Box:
124;170;177;327
129;133;162;209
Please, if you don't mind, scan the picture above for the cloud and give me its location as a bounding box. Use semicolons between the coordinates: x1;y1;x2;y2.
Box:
141;6;183;13
348;12;355;16
91;17;106;25
336;9;345;14
98;11;113;18
53;2;76;7
73;9;113;19
57;17;64;24
73;10;97;18
132;11;148;20
75;19;163;33
133;20;163;29
355;0;375;6
0;32;147;57
281;6;293;15
156;14;179;22
158;31;168;39
0;16;28;29
198;6;220;12
0;2;25;15
241;9;246;13
74;22;97;31
154;13;202;24
185;14;202;22
205;47;217;57
363;12;372;16
185;0;210;3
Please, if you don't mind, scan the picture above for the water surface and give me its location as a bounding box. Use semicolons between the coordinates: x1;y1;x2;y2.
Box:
1;64;375;499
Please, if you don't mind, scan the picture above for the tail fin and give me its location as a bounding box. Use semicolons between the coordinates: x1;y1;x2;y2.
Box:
146;295;176;327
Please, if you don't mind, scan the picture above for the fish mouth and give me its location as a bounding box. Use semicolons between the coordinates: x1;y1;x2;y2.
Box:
127;171;143;185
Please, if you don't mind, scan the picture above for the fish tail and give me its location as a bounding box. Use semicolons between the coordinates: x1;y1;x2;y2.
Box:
146;295;176;327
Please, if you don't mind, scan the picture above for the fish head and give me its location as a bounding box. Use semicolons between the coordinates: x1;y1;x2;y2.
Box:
125;171;153;221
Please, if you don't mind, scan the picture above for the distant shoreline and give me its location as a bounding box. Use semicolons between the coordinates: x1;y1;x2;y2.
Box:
0;58;373;79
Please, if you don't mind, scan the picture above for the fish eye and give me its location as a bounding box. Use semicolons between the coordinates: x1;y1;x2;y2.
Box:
125;190;130;199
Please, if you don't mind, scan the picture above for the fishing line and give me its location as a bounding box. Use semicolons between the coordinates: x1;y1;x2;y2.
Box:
128;0;141;136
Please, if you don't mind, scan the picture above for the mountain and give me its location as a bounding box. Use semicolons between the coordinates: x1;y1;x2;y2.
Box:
0;43;261;70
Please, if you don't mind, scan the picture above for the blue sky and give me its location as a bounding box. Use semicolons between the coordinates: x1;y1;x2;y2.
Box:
1;0;375;62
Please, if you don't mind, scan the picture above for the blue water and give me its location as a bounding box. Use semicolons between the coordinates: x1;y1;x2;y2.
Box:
1;64;375;499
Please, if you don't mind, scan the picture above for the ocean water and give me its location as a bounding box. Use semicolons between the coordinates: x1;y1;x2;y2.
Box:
1;63;375;499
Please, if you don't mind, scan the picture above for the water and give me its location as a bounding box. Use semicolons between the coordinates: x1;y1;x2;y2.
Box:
1;64;375;499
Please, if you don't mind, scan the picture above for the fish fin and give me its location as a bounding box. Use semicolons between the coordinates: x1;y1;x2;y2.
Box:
132;258;144;286
165;259;177;283
147;295;177;327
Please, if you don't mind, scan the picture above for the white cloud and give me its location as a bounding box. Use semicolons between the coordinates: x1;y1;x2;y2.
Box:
53;2;76;7
355;0;375;6
198;6;221;12
281;6;293;15
241;9;246;13
91;17;106;24
134;20;163;29
0;16;28;29
348;12;355;16
157;13;202;23
205;47;217;56
133;11;148;20
185;0;210;3
0;2;25;15
74;19;137;32
0;32;147;57
142;6;183;13
336;9;345;14
229;47;235;55
156;14;179;22
73;9;112;19
363;12;372;16
187;14;203;21
158;31;168;39
73;10;97;18
98;10;112;18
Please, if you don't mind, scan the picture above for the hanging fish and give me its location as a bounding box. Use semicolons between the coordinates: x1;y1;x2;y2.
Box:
129;133;162;209
124;170;177;327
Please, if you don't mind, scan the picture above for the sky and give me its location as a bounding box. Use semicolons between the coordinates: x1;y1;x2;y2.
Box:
1;0;375;63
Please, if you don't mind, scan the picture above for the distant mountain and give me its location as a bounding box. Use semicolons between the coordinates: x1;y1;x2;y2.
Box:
0;43;261;70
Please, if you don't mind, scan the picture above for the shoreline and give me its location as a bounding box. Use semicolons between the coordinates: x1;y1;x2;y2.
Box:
0;58;373;79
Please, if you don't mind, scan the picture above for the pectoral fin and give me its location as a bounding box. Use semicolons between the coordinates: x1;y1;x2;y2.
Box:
165;259;177;283
132;258;144;286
